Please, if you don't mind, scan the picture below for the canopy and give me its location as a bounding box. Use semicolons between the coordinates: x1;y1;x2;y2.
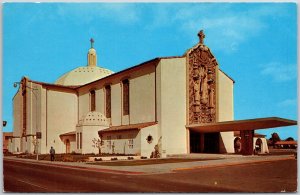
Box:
186;117;297;133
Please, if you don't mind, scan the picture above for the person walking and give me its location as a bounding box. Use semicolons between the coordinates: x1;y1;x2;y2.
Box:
50;146;55;161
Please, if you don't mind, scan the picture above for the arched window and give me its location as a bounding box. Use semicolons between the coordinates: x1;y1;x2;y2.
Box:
90;90;96;112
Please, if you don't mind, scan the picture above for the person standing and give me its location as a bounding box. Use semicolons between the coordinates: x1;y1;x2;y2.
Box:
50;146;55;161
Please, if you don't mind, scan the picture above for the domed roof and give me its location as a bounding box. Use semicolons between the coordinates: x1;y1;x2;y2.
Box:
78;111;109;126
55;38;114;86
55;66;113;86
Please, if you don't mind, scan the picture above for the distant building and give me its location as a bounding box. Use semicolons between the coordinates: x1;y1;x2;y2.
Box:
9;31;296;157
3;132;13;153
234;132;269;154
275;141;297;149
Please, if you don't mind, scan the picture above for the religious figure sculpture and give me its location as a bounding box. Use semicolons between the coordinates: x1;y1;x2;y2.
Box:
193;79;200;113
209;87;215;108
188;30;218;124
199;65;208;105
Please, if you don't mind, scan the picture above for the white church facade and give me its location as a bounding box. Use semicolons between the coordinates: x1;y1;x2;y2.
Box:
9;31;296;157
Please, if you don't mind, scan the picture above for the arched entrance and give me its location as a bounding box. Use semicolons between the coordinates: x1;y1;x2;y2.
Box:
255;138;262;153
234;137;242;153
66;139;70;154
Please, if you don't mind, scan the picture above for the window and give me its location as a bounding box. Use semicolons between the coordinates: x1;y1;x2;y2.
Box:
122;79;129;115
105;85;111;118
77;133;79;149
107;136;112;149
80;132;82;149
90;90;96;112
22;89;26;135
128;139;134;149
117;135;122;139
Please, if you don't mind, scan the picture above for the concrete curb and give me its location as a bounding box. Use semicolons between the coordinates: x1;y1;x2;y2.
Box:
172;156;295;172
4;154;295;175
4;157;145;175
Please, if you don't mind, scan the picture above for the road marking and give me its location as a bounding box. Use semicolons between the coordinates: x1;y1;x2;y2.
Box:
17;179;48;190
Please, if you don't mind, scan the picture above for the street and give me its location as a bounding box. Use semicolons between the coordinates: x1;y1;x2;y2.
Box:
3;157;297;192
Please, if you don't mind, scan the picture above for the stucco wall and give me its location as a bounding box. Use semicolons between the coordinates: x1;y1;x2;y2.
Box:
13;90;22;138
82;126;104;154
157;58;187;157
47;90;78;153
96;89;104;114
129;66;156;124
76;64;156;128
12;82;43;153
11;138;20;153
40;87;47;154
100;130;141;155
217;70;234;153
79;90;90;121
111;84;122;126
140;124;159;157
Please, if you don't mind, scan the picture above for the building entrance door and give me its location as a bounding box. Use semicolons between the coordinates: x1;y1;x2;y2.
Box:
66;139;70;154
190;130;201;153
204;133;219;153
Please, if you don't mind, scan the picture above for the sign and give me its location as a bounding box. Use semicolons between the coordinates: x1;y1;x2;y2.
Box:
36;132;42;139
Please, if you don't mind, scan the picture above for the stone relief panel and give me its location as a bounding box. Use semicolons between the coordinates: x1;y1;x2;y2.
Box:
187;39;218;124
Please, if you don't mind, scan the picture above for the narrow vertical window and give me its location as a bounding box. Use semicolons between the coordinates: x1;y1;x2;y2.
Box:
128;134;133;149
77;133;79;149
128;139;133;149
90;90;96;112
22;89;26;135
122;79;129;115
80;132;82;149
105;85;111;118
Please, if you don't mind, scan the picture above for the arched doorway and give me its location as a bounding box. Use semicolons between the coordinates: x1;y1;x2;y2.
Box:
255;138;262;153
234;137;242;153
66;139;70;154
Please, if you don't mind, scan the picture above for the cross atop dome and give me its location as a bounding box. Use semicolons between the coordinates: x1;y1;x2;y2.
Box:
88;38;97;66
90;38;94;48
198;30;205;44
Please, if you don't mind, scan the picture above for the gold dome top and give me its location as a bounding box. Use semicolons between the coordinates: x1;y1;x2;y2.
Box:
55;38;113;86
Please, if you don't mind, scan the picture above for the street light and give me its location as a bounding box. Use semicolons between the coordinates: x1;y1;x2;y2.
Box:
14;81;40;159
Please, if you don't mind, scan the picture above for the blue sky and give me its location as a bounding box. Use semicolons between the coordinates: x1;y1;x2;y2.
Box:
2;3;298;140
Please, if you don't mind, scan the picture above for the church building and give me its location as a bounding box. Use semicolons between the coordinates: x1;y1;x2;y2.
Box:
9;31;296;157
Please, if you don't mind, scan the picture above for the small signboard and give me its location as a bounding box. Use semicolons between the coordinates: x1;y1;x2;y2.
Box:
36;132;42;139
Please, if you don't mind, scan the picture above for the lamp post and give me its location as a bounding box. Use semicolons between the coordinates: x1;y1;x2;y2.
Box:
14;80;39;159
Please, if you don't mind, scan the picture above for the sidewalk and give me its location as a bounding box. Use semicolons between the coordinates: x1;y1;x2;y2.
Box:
4;154;295;175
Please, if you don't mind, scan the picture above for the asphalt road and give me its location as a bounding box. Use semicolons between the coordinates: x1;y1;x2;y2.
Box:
3;158;297;192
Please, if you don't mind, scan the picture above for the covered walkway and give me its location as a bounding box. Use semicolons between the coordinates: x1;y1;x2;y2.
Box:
186;117;297;155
